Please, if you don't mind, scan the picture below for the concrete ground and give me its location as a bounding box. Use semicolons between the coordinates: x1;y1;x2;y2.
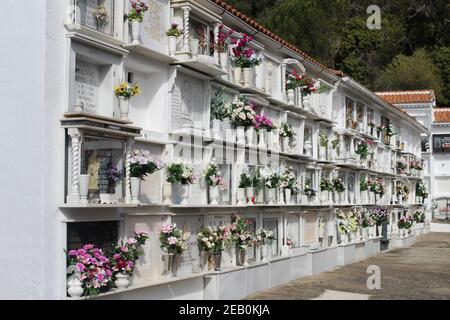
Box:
247;232;450;300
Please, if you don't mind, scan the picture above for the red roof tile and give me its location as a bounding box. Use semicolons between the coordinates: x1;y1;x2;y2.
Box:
376;90;435;104
434;110;450;123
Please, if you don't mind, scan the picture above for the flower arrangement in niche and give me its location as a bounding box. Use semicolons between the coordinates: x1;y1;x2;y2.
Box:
238;172;253;188
159;223;190;255
251;168;263;195
197;226;218;252
397;159;407;174
383;124;397;138
67;245;113;297
114;82;141;98
229;97;256;128
230;33;261;68
280;166;298;190
203;161;226;190
416;180;428;198
166;23;182;37
253;115;276;132
110;230;149;277
413;210;425;223
279;122;296;138
255;229;276;245
398;215;414;229
261;167;282;189
128;0;149;22
210;88;230;121
166;161;195;185
303;178;317;197
360;176;368;191
410;159;424;171
331;135;340;150
318;131;328;147
216;24;234;53
94;6;109;23
332;178;345;193
230;214;254;252
320;178;334;192
355;140;370;160
369;208;388;226
130;149;164;180
368;177;384;195
106;163;122;193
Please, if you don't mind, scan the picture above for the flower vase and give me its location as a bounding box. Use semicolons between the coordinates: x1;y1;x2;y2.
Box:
130;177;141;205
304;140;313;156
284;188;292;205
320;191;328;204
200;250;209;272
278;188;285;205
79;174;90;204
261;245;269;262
237;250;249;267
302;94;312;110
168;36;177;56
258;130;267;148
219;52;228;70
67;277;84;298
130;19;141;45
340;233;347;245
115;272;130;289
189;38;199;57
209;186;220;205
243;68;251;86
377;226;382;237
162;183;172;205
245;127;255;146
234;67;242;84
245;187;254;205
180;184;190;205
214;254;222;271
236;126;245;144
286;89;295;105
236;188;245;206
267;188;275;205
119;96;130;121
212;119;222;140
162;253;174;278
282;136;290;153
319;146;327;160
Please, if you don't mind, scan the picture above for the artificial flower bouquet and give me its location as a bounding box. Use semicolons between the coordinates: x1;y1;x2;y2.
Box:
398;215;413;229
279;122;296;138
130;149;164;179
355;140;370;160
253;114;276;132
369;208;388;226
166;23;182;37
332;178;345;193
256;228;276;245
114;82;141;98
229;97;256;128
320;178;334;192
280;166;298;190
230;214;254;252
110;230;149;277
261;167;282;189
303;178;317;197
166;161;195;185
197;226;218;252
159;223;190;255
203;161;226;190
127;0;149;22
413;210;425;223
230;33;261;68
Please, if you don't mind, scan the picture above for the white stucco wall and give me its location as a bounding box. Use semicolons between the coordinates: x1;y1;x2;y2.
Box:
0;0;47;299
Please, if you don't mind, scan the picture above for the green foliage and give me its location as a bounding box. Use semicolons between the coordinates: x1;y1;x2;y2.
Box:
210;89;229;121
238;172;252;188
431;47;450;105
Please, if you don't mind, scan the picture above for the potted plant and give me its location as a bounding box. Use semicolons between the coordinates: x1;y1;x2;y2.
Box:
330;135;340;160
280;166;298;205
110;230;149;289
127;0;148;44
66;245;112;297
318;131;328;160
238;172;253;205
255;229;276;262
213;224;232;271
229;96;256;145
93;6;109;33
114;82;141;121
355;140;370;165
320;178;333;204
416;180;427;204
230;33;260;85
285;70;303;105
100;163;122;204
332;178;346;204
279;122;295;153
230;215;253;266
252;169;264;204
210;89;229;140
166;161;195;205
359;176;368;204
203;161;226;205
166;23;182;56
303;178;316;204
262;167;281;205
129;149;164;204
253;114;276;149
197;226;216;272
216;24;234;69
159;223;190;277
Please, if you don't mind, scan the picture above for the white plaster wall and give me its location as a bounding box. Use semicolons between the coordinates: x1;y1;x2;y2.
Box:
0;0;47;299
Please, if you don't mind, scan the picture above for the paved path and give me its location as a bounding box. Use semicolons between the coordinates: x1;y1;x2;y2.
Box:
247;232;450;300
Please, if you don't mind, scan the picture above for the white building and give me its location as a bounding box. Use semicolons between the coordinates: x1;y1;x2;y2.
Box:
0;0;430;300
376;90;450;219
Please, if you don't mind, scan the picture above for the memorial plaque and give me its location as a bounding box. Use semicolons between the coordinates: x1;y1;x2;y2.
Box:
172;215;203;276
303;212;317;244
140;0;169;51
78;0;113;34
263;218;279;256
286;214;300;248
205;215;231;228
75;60;99;114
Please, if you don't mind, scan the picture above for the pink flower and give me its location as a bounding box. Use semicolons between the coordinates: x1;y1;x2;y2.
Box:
161;224;173;234
168;236;178;245
68;250;77;256
113;253;121;260
127;238;137;245
75;262;85;272
83;244;94;250
120;246;128;253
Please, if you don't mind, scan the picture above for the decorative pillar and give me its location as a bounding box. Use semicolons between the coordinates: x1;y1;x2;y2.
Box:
67;128;81;204
281;63;287;102
264;60;272;94
213;23;219;65
182;6;191;53
125;138;134;204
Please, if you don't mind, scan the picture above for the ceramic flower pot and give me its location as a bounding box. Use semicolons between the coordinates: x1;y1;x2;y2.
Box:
67;277;84;298
243;67;251;86
130;19;141;45
200;250;210;272
214;254;222;271
209;186;220;205
245;127;255;146
287;89;295;105
282;136;290;153
219;52;228;70
180;184;190;205
245;187;254;205
79;174;90;204
237;250;249;266
162;183;172;205
284;188;292;205
119;96;130;121
236;126;245;144
168;36;177;56
162;253;175;277
267;188;276;205
377;226;382;237
212;119;222;140
234;67;242;84
236;188;245;206
261;244;269;262
115;272;130;289
304;140;313;156
189;38;199;57
130;177;141;204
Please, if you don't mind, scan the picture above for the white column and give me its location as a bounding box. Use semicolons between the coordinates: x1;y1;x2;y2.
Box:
125;138;134;204
281;63;287;102
264;60;272;95
67;128;81;204
213;23;219;65
182;6;191;53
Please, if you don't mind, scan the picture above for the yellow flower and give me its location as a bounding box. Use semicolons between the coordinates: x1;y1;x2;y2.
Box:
132;85;141;96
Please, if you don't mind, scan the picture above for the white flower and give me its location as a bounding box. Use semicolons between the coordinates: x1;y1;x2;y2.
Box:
239;112;246;120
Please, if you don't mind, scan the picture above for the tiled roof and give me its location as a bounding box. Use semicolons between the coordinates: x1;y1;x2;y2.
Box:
211;0;334;74
434;109;450;123
375;90;435;104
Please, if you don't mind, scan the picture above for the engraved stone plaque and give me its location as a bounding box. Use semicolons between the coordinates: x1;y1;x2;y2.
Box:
75;60;99;114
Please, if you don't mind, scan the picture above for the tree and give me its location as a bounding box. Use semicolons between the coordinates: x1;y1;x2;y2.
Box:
431;47;450;105
375;48;443;101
